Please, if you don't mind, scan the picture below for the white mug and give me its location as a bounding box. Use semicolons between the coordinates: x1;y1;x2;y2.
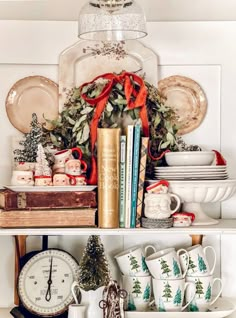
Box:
123;275;152;311
185;275;223;312
152;278;196;312
114;245;156;276
11;170;34;186
144;193;181;219
145;247;189;279
180;244;216;277
68;304;86;318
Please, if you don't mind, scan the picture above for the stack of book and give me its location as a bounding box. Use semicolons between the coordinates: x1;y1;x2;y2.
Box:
120;125;149;228
0;189;97;228
97;126;149;229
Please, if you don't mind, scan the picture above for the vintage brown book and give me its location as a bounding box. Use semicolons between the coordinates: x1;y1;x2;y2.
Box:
0;189;97;210
97;128;121;228
0;208;97;228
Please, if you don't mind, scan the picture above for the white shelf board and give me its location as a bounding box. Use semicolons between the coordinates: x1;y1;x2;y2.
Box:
0;308;12;317
0;219;236;236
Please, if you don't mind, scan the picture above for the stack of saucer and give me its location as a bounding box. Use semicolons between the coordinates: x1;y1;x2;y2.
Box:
153;165;228;181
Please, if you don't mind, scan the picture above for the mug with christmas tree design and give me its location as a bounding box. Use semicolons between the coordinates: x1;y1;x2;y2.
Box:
145;247;189;279
152;277;196;312
123;275;152;311
114;245;156;277
185;275;222;311
179;244;216;277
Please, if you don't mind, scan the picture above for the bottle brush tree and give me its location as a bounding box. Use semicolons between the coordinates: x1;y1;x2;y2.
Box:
78;235;110;291
13;113;43;162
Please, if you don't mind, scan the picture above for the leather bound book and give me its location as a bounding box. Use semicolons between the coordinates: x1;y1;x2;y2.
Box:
0;189;97;210
97;128;121;228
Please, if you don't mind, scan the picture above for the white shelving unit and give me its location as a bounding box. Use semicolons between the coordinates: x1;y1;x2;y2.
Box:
0;219;236;236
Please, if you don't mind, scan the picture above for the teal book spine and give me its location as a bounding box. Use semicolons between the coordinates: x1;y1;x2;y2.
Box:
130;124;141;228
125;125;134;228
119;135;126;228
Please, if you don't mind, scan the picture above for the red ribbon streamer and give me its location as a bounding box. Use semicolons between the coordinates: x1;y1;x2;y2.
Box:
80;72;150;185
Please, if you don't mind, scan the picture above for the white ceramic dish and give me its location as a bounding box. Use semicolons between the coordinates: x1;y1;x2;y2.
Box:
155;171;227;176
165;151;215;166
125;297;235;318
154;165;227;171
4;185;97;192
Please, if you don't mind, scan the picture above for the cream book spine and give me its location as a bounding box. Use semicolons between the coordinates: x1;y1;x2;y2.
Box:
97;128;121;228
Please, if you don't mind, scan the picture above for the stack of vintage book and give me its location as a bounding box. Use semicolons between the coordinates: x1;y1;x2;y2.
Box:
0;189;97;228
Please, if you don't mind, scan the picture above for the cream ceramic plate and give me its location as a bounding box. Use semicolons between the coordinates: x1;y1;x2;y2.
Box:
158;75;207;135
125;297;235;317
5;185;97;192
155;166;227;171
6;76;59;133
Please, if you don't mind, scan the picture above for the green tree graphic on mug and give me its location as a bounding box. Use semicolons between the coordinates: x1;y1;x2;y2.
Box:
189;299;199;312
205;283;212;302
173;287;182;306
132;279;142;298
195;279;204;298
162;281;172;302
173;258;181;277
143;283;150;302
129;254;140;273
198;254;207;273
128;294;136;311
142;256;149;273
159;297;166;312
159;258;171;277
188;256;197;273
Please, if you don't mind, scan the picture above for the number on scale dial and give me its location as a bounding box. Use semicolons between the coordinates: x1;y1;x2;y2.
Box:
18;249;79;316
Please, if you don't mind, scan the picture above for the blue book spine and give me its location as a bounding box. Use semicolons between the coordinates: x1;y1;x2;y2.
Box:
130;124;141;228
119;135;126;228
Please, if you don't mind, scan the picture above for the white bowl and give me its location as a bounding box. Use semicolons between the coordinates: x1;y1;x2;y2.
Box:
165;151;215;166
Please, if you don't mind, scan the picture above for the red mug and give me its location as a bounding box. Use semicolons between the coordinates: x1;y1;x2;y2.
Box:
64;159;87;176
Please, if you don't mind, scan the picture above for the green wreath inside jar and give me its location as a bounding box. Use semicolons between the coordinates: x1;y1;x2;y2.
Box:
43;72;179;181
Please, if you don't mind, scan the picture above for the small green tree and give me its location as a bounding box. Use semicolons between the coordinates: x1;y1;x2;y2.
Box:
159;258;171;277
142;256;149;273
132;279;142;298
143;283;150;301
129;254;140;273
173;287;182;306
158;297;166;312
162;281;172;302
173;258;181;277
195;279;204;298
127;294;136;311
13;113;43;162
188;256;197;273
205;283;211;302
78;235;110;291
198;254;207;273
189;299;199;312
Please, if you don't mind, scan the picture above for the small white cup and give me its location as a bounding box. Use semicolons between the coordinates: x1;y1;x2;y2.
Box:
180;244;216;277
114;245;156;276
152;277;196;312
185;275;223;312
11;170;34;186
123;275;152;311
68;304;86;318
145;247;189;279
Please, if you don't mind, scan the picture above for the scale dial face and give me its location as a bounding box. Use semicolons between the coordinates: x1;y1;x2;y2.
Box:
18;249;79;317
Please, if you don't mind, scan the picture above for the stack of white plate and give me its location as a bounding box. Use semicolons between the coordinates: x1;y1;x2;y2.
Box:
154;165;228;180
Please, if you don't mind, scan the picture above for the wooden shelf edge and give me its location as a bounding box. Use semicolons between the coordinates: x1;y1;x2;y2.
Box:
0;219;235;236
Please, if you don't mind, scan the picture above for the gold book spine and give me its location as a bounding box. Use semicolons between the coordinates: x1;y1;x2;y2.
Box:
98;128;121;228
